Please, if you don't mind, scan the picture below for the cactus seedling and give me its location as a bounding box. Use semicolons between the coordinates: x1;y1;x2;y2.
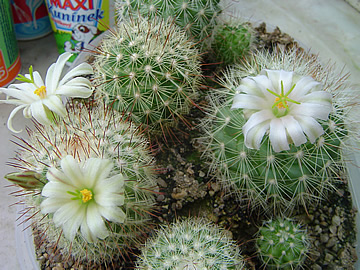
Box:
93;16;202;136
9;102;158;263
136;218;246;269
256;218;309;269
211;21;254;65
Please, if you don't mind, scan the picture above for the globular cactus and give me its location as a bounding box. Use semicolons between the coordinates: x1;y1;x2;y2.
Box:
136;218;246;269
117;0;222;49
211;21;254;66
8;101;157;263
93;16;202;136
256;218;309;269
198;49;357;214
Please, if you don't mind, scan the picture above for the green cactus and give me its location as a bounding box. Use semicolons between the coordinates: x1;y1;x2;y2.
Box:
198;49;355;214
211;21;254;65
9;101;158;263
136;218;246;269
93;16;202;136
117;0;222;49
256;218;309;269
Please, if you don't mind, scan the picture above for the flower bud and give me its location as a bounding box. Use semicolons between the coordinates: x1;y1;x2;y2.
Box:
5;170;44;190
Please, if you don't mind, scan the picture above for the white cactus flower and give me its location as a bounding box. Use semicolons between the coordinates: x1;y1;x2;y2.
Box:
0;52;93;133
40;155;126;242
231;69;332;152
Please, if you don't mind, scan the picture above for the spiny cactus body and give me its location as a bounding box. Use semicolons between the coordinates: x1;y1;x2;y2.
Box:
256;218;309;269
117;0;222;49
199;49;357;214
136;218;245;269
211;21;254;65
10;102;157;263
93;16;202;135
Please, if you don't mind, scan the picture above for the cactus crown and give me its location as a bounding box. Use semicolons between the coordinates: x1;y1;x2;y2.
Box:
12;101;157;263
93;16;202;135
256;218;309;269
136;218;246;269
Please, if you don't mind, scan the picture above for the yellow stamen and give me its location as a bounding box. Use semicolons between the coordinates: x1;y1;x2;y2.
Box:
80;189;93;203
274;97;288;109
34;86;47;99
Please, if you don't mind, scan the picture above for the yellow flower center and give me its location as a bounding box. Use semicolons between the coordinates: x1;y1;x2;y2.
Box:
274;97;288;109
80;189;93;203
34;86;47;99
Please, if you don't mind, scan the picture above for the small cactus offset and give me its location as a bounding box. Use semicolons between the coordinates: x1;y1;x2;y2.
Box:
256;218;309;269
117;0;222;49
8;101;157;263
211;21;254;65
93;16;202;135
198;49;357;214
136;218;246;269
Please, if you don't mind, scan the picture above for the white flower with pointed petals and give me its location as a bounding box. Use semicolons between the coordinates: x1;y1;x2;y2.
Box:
40;155;126;242
0;52;93;133
231;69;332;152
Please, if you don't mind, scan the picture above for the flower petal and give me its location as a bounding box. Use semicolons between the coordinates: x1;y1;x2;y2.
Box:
231;93;267;110
32;71;45;88
56;77;93;98
1;86;37;102
40;197;70;214
53;202;83;230
45;53;72;94
292;102;331;120
80;220;94;242
244;120;270;150
290;76;321;100
300;91;332;106
281;115;307;147
242;109;273;138
98;205;126;224
82;158;113;188
42;95;66;117
58;62;93;87
294;115;324;143
269;118;290;152
86;203;109;240
46;166;73;186
264;69;293;93
60;155;85;187
61;205;86;241
6;104;28;133
30;101;52;125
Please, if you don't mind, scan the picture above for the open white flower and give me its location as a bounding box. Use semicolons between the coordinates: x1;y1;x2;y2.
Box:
231;69;332;152
40;155;126;242
0;52;93;133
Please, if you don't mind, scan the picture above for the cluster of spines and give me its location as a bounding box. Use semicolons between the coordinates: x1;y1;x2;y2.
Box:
117;0;222;49
198;49;353;214
93;16;202;136
256;218;309;269
136;218;245;269
11;101;157;263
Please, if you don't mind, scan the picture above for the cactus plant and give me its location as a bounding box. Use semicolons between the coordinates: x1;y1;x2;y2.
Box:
211;21;254;65
7;101;158;263
256;218;309;269
116;0;222;49
93;16;202;136
198;49;356;214
136;218;246;269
